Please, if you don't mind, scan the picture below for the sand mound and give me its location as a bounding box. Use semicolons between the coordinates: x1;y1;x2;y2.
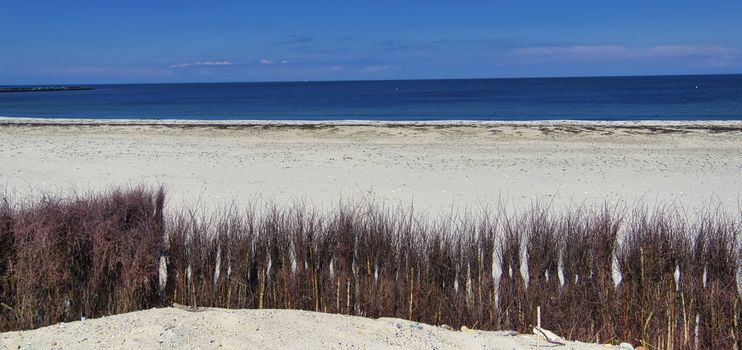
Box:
1;307;616;349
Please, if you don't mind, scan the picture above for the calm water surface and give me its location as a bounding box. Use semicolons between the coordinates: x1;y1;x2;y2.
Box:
1;75;741;120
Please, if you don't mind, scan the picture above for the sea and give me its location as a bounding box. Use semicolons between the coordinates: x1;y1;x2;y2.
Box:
1;74;741;120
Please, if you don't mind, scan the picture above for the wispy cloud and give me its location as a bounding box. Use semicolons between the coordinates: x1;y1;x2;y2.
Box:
510;44;742;66
646;45;736;57
169;60;233;69
293;46;352;55
375;39;431;52
310;65;346;73
362;65;389;73
49;66;172;76
511;45;633;60
434;38;487;44
433;38;503;46
260;59;291;65
274;35;314;46
646;45;742;65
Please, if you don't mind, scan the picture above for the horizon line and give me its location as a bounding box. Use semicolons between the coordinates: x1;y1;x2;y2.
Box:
4;72;741;87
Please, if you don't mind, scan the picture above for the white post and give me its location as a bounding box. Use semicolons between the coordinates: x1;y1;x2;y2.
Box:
537;306;541;328
537;306;541;349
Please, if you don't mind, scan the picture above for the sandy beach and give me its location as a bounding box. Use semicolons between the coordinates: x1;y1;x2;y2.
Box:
1;118;741;216
1;117;741;349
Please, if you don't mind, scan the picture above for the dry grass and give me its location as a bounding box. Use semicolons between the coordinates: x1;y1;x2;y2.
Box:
1;187;165;329
0;187;739;349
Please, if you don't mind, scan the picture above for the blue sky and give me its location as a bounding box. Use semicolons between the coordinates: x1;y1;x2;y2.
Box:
2;1;741;84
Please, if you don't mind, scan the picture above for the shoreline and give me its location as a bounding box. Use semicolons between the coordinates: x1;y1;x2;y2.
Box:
3;115;742;127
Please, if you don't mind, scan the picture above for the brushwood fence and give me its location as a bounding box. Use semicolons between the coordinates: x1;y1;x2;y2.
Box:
0;187;739;349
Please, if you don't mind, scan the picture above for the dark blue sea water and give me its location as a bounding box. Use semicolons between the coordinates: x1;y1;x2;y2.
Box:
1;75;741;120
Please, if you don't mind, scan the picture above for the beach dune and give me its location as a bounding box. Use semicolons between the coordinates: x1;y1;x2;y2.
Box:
0;307;615;350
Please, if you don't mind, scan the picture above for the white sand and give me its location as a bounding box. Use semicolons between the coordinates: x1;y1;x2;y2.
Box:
1;118;740;348
1;118;740;216
0;307;613;350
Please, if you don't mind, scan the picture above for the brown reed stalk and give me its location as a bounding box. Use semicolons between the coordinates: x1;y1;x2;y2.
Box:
1;185;741;350
587;205;621;343
693;212;740;349
0;197;15;330
560;207;593;340
525;204;560;331
497;211;527;332
7;187;164;330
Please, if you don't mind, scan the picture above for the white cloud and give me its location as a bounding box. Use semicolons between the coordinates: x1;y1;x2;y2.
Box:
648;46;742;67
260;59;290;65
704;53;742;67
511;45;634;60
50;66;172;76
510;45;742;65
169;61;232;69
362;65;389;73
647;45;731;57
